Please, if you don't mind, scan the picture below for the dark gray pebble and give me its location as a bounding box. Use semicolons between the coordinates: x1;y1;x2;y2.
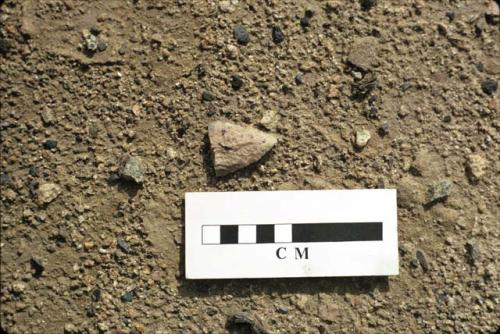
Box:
481;79;497;95
295;73;304;85
233;25;250;45
277;306;289;314
0;172;11;185
92;288;101;302
97;41;107;52
202;90;216;101
43;139;58;150
117;239;131;253
366;106;378;119
31;256;45;277
360;0;377;11
121;291;134;303
0;38;12;55
272;26;285;44
29;165;39;177
108;173;120;183
226;312;267;334
230;75;243;90
300;10;314;28
206;307;218;316
465;240;480;264
416;250;429;272
378;123;389;136
400;82;412;92
196;64;206;79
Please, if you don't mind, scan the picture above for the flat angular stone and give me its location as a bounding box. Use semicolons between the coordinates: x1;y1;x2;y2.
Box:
466;154;487;182
119;155;144;184
208;121;277;176
38;183;62;204
347;37;378;71
425;180;452;205
354;129;371;149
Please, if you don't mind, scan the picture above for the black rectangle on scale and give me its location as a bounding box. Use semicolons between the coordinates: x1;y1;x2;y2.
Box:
256;225;274;243
292;222;382;243
220;225;238;244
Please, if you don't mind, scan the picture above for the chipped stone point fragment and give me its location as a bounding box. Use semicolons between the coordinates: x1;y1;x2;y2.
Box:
208;121;277;176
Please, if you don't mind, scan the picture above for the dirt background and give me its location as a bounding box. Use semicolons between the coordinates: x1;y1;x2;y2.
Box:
0;0;499;333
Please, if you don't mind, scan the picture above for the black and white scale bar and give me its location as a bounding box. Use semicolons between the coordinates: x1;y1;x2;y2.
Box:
185;189;398;279
202;223;382;245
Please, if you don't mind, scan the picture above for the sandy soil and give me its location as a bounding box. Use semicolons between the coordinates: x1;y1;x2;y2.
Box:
0;0;499;333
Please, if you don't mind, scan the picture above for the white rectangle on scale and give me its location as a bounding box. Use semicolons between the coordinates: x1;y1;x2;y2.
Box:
185;189;398;279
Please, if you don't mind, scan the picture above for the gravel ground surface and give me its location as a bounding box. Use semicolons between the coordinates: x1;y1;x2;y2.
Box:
1;0;499;333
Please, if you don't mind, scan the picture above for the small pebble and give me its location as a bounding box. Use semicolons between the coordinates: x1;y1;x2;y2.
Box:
206;307;218;316
300;10;314;29
233;25;250;45
121;291;134;303
416;250;429;272
108;173;120;182
226;312;267;334
366;106;378;119
481;79;497;95
31;256;45;275
466;154;487;182
230;75;243;90
360;0;377;11
295;73;304;85
37;183;62;204
118;155;144;184
202;90;216;101
465;240;480;264
442;115;452;123
92;288;101;302
0;38;12;55
43;139;58;150
41;110;54;125
196;64;206;79
97;41;107;52
82;30;98;53
400;82;412;92
219;1;234;13
64;323;77;334
97;323;109;332
29;165;38;177
277;306;289;314
271;26;285;44
117;239;131;253
0;172;11;185
354;129;371;149
425;180;452;205
378;123;389;136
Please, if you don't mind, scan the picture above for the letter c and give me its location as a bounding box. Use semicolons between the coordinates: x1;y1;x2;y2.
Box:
276;247;286;259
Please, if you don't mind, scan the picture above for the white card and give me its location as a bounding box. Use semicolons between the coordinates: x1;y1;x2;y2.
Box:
185;189;398;279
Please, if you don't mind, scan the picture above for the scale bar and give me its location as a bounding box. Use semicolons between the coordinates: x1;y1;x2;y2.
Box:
203;222;382;245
